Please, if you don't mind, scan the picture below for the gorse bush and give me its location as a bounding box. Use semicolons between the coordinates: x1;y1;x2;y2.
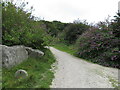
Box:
2;2;47;50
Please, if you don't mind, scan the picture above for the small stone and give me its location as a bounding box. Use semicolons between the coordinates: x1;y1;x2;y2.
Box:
44;46;49;49
15;69;28;79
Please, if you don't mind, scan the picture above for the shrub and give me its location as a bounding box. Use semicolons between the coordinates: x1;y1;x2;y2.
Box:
94;48;120;68
75;27;120;68
111;13;120;38
63;23;89;44
2;2;47;50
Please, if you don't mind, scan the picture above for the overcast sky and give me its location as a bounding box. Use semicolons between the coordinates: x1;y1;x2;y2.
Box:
15;0;120;23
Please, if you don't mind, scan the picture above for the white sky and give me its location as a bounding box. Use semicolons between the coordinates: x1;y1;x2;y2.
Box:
14;0;120;23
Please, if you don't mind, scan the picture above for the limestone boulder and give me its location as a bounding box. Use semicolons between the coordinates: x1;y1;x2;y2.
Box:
2;45;28;68
1;45;44;69
25;47;44;58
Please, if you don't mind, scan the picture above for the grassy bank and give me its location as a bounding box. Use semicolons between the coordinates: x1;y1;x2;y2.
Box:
53;43;93;63
53;43;76;55
2;49;55;88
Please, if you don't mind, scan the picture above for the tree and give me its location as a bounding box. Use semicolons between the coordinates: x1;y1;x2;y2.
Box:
63;23;89;44
111;13;120;38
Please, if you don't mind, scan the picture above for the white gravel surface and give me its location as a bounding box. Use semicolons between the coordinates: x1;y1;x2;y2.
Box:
50;47;119;88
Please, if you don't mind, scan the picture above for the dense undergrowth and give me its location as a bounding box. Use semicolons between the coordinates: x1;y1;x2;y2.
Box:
2;49;55;88
75;28;120;68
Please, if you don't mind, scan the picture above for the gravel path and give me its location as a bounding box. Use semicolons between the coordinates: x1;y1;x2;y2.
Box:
50;47;119;88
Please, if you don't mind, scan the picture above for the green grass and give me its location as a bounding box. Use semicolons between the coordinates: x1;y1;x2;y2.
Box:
0;69;2;89
53;43;94;64
53;43;76;55
108;76;120;89
2;49;56;88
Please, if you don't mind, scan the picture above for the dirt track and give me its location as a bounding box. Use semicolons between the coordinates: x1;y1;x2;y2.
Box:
50;47;119;88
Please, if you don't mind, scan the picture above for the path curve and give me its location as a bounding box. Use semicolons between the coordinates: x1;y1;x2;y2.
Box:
50;47;118;88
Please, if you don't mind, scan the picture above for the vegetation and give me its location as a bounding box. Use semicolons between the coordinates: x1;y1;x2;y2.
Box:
40;20;68;37
75;25;119;68
2;2;49;50
53;43;76;55
2;1;55;88
2;0;120;88
61;23;89;44
50;14;120;69
3;49;55;88
112;13;120;38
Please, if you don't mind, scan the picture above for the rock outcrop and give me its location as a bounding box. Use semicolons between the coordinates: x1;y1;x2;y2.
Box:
1;45;44;69
2;45;28;68
25;47;44;58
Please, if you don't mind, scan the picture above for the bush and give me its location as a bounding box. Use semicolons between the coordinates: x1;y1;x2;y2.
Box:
111;13;120;38
63;23;89;44
75;27;120;68
41;20;68;37
94;48;120;68
2;2;47;50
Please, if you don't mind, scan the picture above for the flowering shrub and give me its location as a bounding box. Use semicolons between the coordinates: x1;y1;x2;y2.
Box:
75;27;120;68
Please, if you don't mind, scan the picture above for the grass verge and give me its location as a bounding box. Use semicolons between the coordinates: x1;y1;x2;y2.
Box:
108;76;120;90
53;43;94;64
2;49;56;88
53;43;76;55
